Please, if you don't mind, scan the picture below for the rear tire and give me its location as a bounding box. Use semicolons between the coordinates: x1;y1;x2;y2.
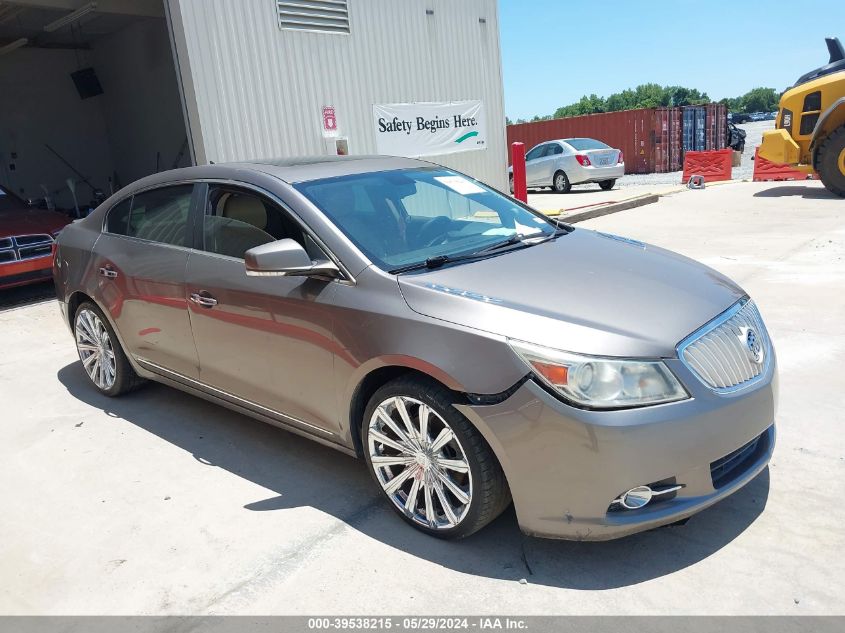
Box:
599;179;616;191
362;376;510;539
74;301;144;397
817;125;845;197
552;170;571;193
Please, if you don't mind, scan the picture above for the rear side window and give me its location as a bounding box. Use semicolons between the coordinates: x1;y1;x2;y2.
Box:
547;144;563;155
106;198;132;234
106;185;194;247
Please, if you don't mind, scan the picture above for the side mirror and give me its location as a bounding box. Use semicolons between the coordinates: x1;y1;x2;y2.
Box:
244;238;341;278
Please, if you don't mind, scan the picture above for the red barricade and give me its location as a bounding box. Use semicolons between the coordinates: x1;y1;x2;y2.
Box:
681;149;732;184
752;147;817;182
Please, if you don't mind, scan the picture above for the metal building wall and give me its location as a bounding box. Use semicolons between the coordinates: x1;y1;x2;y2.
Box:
166;0;507;189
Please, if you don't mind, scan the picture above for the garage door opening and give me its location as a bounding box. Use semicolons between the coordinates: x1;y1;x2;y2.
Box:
0;0;190;215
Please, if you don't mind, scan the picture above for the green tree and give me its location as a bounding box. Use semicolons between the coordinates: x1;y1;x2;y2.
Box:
513;84;780;123
665;86;710;107
738;87;779;113
631;83;665;108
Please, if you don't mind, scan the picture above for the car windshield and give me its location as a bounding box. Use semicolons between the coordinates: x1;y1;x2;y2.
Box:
565;138;610;151
295;168;557;271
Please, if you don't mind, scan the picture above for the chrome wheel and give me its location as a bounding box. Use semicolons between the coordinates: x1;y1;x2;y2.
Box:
367;396;473;530
554;173;566;190
75;308;116;390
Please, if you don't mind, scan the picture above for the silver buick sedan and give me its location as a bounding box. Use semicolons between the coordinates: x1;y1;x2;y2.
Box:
509;137;625;193
54;155;775;540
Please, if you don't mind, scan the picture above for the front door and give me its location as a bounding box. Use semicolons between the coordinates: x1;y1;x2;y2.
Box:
538;143;562;182
93;184;200;378
184;184;340;436
524;144;547;186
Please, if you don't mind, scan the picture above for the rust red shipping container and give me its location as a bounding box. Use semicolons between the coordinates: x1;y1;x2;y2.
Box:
506;104;727;175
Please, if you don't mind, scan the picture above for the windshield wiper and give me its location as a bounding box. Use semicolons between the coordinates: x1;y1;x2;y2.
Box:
388;230;565;275
480;230;563;253
479;233;526;253
389;253;479;274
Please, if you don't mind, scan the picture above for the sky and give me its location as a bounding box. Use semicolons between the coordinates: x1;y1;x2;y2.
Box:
499;0;845;120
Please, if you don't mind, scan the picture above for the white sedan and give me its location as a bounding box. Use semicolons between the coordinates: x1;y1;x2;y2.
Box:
509;138;625;193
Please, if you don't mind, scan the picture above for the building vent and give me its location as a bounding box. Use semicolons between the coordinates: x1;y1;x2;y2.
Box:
277;0;350;34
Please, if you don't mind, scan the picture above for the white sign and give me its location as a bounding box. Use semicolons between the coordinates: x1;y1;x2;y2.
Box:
372;100;487;158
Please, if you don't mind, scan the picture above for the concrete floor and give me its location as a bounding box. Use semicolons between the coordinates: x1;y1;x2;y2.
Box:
1;180;843;615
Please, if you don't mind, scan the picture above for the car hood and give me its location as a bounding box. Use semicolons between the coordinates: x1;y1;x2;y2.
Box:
397;229;745;358
0;207;72;239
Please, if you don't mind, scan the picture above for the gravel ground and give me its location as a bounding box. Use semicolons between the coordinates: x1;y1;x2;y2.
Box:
609;120;775;188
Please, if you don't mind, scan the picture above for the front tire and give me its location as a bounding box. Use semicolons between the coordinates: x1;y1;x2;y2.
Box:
362;376;510;539
599;179;616;191
817;125;845;197
74;302;143;396
552;170;571;193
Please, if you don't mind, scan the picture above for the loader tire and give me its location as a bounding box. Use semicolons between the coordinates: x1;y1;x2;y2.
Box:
817;125;845;197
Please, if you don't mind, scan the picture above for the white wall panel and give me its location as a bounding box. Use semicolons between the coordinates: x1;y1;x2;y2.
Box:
168;0;507;189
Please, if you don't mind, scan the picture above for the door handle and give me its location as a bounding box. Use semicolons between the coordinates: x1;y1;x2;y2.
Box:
98;267;118;279
190;292;218;308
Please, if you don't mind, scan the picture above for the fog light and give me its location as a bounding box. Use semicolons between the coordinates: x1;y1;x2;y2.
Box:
609;482;685;511
620;485;653;509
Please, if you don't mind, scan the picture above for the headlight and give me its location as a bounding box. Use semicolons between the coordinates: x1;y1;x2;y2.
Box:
509;340;688;409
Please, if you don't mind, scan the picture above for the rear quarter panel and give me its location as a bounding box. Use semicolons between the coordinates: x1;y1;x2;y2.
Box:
53;218;103;327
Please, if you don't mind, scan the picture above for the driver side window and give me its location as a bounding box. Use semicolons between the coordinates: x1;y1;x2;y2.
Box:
201;187;322;260
525;145;545;161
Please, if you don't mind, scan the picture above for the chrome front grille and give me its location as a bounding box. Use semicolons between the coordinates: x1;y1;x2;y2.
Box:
0;234;54;263
679;300;771;393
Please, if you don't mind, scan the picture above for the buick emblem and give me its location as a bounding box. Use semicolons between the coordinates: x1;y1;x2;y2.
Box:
739;327;764;364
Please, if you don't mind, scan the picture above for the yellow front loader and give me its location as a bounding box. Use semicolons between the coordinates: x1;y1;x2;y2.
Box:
759;37;845;196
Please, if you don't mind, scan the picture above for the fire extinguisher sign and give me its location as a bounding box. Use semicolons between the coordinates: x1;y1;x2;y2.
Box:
322;106;338;137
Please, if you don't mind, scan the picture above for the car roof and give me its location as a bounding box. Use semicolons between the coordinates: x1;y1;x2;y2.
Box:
123;155;437;192
533;139;593;147
239;154;436;183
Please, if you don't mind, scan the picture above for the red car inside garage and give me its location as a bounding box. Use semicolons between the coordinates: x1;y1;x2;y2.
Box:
0;184;72;290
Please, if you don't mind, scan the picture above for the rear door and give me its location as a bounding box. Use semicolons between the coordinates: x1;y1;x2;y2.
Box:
93;184;201;378
184;183;340;436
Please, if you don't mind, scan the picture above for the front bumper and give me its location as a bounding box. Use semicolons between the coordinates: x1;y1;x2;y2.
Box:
456;355;777;540
0;256;54;290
